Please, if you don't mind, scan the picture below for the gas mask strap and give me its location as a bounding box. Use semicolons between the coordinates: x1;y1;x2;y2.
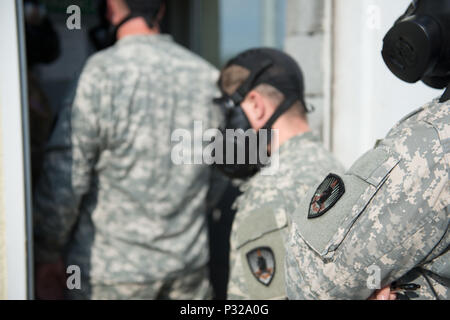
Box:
439;83;450;102
262;95;299;132
396;0;419;23
112;14;137;40
230;59;274;104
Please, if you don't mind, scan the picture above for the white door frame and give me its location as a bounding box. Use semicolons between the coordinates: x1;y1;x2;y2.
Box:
0;0;33;300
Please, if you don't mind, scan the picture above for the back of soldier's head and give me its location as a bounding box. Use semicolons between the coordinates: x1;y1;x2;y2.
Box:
218;48;308;118
113;0;164;27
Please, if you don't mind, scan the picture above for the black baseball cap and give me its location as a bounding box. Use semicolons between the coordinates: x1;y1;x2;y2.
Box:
218;48;307;112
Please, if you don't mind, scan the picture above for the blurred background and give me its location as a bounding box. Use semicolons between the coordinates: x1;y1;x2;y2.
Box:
0;0;442;299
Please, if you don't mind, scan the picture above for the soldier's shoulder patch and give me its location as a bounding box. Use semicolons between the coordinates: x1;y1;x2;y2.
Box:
308;173;345;219
246;247;275;287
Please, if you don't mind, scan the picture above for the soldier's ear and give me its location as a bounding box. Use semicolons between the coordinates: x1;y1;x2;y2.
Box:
240;91;265;131
155;2;166;25
248;90;266;122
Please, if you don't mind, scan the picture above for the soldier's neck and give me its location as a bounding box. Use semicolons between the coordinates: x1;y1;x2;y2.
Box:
117;17;160;40
272;116;311;148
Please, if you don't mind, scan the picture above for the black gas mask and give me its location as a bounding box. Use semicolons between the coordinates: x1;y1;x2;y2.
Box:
382;0;450;90
213;49;308;180
89;0;163;51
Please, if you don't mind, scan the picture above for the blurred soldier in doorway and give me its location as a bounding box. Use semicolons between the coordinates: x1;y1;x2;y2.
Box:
33;0;221;300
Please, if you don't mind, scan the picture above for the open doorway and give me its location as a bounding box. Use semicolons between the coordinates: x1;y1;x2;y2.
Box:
24;0;286;300
31;0;220;119
24;0;227;300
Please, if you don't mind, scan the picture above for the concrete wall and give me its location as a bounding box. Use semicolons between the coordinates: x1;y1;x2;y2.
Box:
331;0;440;168
284;0;332;146
285;0;441;168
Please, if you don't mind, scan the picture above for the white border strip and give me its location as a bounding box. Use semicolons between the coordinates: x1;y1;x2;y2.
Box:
0;0;28;300
0;88;6;300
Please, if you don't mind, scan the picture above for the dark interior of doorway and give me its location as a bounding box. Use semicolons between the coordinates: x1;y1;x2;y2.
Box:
26;0;234;300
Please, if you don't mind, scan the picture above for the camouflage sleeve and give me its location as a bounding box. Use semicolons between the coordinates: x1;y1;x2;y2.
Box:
286;120;449;299
227;239;251;300
33;61;105;263
227;184;289;300
227;197;252;300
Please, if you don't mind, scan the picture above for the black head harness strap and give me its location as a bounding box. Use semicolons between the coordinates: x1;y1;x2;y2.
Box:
229;59;274;104
440;83;450;103
262;94;300;131
112;14;136;39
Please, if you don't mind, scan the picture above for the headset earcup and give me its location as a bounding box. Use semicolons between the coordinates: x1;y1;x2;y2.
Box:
382;16;441;83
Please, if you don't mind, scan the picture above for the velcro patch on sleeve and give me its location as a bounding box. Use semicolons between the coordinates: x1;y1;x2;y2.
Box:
308;174;345;219
246;247;275;287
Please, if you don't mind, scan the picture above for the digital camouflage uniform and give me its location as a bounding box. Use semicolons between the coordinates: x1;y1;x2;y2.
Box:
286;99;449;300
33;34;221;300
228;132;344;300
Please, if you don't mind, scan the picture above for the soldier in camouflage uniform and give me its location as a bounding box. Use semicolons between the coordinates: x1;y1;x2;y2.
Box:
285;0;449;300
213;49;344;300
33;0;221;300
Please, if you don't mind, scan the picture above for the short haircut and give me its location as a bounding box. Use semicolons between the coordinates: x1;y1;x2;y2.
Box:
124;0;164;26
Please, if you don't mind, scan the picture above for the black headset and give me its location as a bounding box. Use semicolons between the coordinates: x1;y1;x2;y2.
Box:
382;0;450;89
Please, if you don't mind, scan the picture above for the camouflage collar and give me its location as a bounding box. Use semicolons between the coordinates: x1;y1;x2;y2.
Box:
116;34;174;47
276;131;320;161
238;131;321;194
